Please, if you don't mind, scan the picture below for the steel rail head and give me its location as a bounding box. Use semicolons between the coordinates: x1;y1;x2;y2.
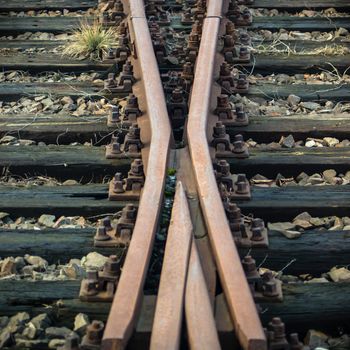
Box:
186;1;267;350
102;1;171;349
150;181;192;350
185;239;222;350
207;0;224;17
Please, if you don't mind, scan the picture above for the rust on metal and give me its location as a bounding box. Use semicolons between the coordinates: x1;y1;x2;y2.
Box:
186;0;266;348
103;62;134;93
94;204;137;247
102;0;171;348
79;255;121;302
225;204;269;248
150;182;192;350
185;239;221;350
108;159;145;201
81;320;105;349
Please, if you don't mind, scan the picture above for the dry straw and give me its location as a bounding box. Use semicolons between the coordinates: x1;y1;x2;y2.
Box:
253;38;349;57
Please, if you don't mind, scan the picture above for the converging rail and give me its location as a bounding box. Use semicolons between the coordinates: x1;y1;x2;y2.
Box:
103;0;266;349
1;0;350;349
187;1;266;349
102;0;172;348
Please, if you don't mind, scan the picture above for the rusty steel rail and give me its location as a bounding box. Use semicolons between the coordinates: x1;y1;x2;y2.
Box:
185;239;221;350
102;0;171;348
150;182;192;350
186;1;267;349
150;181;221;350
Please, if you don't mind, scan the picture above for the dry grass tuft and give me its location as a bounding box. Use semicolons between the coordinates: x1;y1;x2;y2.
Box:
310;45;349;56
62;21;119;61
253;39;298;56
253;38;349;57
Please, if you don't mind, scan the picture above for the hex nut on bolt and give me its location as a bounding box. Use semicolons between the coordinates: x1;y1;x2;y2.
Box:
81;320;104;348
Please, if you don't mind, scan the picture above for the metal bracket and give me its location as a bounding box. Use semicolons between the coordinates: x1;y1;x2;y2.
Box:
108;159;145;201
242;256;283;302
211;122;249;159
79;256;121;302
94;205;137;247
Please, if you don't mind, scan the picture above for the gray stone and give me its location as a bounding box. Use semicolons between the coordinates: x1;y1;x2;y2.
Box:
22;265;35;275
279;134;295;148
293;219;313;230
252;174;269;180
45;327;73;339
20;98;32;107
323;169;337;183
290;31;311;40
7;312;30;333
305;140;316;148
293;212;311;222
74;313;90;335
336;27;349;36
275;74;290;84
24;255;48;269
14;257;26;271
32;271;44;280
48;338;66;349
328;334;350;350
81;252;109;270
18;139;36;146
60;96;74;105
323;137;339;147
29;102;43;113
301;102;321;111
53;216;72;228
268;222;295;232
307;174;324;185
328;267;350;282
278;33;289;41
0;329;11;348
301;9;316;17
14;337;49;348
0;257;17;277
69;259;82;266
263;105;286;116
342;216;350;226
34;95;46;102
287;94;301;106
296;173;309;182
22;323;38;339
62;179;79;186
329;217;344;231
0;212;9;219
305;330;328;349
325;101;334;109
338;139;350;147
61;263;84;279
29;313;51;330
309;217;328;227
38;214;56;228
0;136;16;144
41;98;54;108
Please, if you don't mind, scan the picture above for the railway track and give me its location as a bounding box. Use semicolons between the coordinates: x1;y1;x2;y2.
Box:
0;0;350;349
